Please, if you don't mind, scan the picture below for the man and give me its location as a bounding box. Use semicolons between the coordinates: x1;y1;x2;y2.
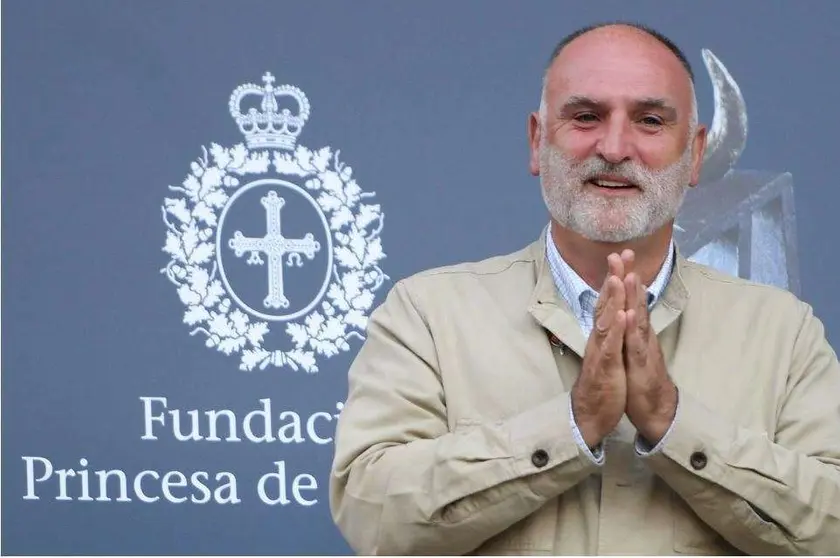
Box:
329;22;840;555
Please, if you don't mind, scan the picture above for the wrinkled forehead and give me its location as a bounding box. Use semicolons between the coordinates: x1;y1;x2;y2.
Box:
544;27;694;119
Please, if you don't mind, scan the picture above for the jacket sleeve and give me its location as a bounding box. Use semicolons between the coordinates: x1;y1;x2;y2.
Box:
329;280;600;555
643;301;840;555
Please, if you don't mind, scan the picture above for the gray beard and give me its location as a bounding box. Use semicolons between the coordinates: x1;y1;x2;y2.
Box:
539;142;694;243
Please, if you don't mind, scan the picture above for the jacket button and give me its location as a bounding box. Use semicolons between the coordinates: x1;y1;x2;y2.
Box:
531;449;549;468
689;451;708;470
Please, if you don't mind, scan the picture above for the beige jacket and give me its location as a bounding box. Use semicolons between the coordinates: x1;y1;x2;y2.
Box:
329;234;840;555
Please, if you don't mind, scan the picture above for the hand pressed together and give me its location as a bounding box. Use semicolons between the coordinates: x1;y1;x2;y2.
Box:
571;250;678;449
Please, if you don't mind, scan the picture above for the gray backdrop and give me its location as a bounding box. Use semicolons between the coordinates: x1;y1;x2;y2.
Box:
4;0;840;555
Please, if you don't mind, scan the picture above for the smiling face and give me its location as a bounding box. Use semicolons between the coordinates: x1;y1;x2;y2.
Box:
529;25;707;243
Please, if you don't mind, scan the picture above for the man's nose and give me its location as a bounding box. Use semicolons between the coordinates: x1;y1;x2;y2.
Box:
595;118;633;164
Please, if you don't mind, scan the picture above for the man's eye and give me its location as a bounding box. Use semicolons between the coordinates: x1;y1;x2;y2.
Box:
640;116;663;126
575;113;598;123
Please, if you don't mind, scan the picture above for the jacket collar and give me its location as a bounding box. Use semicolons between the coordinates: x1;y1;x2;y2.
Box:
526;227;691;358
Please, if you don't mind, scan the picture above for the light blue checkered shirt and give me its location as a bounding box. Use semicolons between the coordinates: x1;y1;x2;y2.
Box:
544;227;676;464
545;229;675;339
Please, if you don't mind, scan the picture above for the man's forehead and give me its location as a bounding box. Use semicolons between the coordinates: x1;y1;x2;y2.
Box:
551;25;689;73
546;26;692;106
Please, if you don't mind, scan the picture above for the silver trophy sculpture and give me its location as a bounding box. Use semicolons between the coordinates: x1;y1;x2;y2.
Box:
677;50;799;296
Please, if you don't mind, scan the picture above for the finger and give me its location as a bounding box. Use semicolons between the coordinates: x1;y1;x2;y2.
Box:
594;258;620;323
594;275;621;336
624;308;647;367
593;253;626;340
632;273;650;335
599;275;627;342
607;252;625;280
621;249;635;277
624;272;639;314
625;270;648;307
614;269;626;318
602;308;627;364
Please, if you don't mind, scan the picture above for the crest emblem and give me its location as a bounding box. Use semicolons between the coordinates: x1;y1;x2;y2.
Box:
161;72;388;372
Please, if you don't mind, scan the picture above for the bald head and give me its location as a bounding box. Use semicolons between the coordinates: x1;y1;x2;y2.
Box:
539;23;698;132
546;22;694;83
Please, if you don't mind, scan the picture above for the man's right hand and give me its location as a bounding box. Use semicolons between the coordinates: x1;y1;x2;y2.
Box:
571;252;630;448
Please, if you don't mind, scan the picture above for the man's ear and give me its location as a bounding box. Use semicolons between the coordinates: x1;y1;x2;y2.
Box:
528;112;541;176
689;124;708;187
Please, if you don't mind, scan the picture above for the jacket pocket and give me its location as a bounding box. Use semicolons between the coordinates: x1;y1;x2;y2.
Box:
671;493;734;555
469;498;557;555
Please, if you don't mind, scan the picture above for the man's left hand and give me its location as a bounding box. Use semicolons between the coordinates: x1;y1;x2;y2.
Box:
622;258;678;446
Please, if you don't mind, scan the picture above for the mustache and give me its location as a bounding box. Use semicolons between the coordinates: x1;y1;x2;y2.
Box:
575;159;653;185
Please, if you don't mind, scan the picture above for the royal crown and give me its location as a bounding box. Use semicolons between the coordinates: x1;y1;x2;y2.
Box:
228;72;310;150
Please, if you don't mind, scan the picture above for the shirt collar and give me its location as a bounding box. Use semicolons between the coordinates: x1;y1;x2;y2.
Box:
545;225;675;312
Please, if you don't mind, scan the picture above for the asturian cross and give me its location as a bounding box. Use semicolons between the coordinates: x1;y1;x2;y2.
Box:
228;190;320;310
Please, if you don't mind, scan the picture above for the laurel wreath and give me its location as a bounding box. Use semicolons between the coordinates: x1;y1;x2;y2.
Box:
161;143;388;373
